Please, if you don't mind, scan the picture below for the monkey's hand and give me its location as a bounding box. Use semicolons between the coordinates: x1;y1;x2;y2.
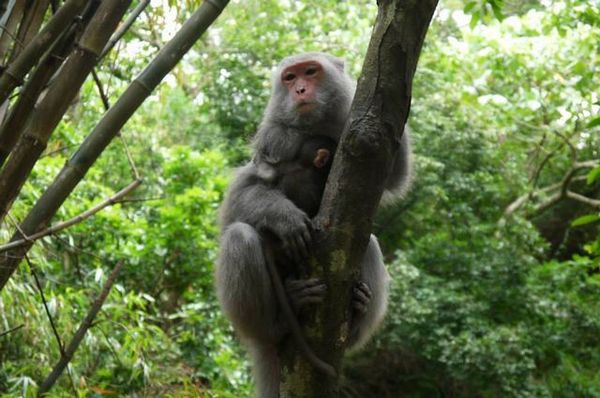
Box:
352;281;372;316
270;209;313;263
285;278;327;313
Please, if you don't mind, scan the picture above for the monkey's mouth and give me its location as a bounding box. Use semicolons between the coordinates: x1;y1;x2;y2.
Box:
297;102;316;113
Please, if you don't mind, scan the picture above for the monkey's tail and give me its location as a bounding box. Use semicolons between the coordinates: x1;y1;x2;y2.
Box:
248;342;280;398
262;242;337;378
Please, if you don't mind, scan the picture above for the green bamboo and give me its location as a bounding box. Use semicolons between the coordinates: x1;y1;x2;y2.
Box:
0;0;229;291
0;0;87;104
0;0;132;222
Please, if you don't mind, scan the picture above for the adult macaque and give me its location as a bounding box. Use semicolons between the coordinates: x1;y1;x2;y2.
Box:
216;53;410;397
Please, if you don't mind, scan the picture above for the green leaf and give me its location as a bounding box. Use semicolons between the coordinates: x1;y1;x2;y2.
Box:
586;116;600;128
464;1;478;13
490;0;505;21
587;166;600;184
571;214;600;227
470;11;481;29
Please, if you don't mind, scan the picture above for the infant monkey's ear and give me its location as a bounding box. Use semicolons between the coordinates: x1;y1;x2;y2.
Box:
313;149;331;169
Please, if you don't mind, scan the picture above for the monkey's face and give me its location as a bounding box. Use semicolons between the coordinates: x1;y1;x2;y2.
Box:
280;61;323;115
265;53;355;129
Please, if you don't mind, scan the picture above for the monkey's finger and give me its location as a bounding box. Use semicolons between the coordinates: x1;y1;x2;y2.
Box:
356;282;372;299
295;295;326;309
301;227;313;253
285;278;323;293
295;234;310;259
288;237;304;265
353;300;368;314
296;283;327;298
353;286;370;306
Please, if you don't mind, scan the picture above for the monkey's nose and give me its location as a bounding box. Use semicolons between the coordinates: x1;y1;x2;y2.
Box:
296;87;306;94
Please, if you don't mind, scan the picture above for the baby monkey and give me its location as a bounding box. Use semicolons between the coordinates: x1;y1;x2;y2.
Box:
267;135;336;217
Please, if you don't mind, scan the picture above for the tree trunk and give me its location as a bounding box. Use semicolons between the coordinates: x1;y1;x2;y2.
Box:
279;0;438;396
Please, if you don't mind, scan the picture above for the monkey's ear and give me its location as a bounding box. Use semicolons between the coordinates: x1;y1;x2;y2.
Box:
314;149;331;169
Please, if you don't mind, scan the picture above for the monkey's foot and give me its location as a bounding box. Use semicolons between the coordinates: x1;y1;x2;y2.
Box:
352;281;372;314
285;278;327;312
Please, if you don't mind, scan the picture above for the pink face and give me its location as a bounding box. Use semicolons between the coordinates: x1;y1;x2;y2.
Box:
281;61;323;113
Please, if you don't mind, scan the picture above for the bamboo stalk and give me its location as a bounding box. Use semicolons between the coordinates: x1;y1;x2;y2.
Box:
37;260;125;396
9;0;50;60
0;0;25;66
0;0;87;103
0;1;100;166
0;24;77;166
0;0;229;291
0;0;132;222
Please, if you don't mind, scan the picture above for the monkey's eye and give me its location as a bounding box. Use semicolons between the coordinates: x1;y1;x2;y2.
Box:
305;67;318;76
283;73;296;82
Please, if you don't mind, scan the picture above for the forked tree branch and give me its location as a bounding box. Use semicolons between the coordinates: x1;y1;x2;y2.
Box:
504;160;600;217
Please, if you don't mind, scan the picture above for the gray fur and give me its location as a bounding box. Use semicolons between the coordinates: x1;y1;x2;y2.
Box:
216;53;411;398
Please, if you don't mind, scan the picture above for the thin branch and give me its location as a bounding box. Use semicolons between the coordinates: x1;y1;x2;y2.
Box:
553;130;577;164
91;68;110;110
566;190;600;208
119;134;140;179
99;0;150;59
5;212;32;244
28;258;65;356
504;160;600;217
560;160;598;195
114;196;164;204
41;143;82;158
0;179;142;253
37;260;125;396
530;143;561;188
0;323;24;337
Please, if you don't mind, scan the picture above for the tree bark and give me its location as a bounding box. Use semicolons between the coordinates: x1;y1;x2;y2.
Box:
279;0;438;396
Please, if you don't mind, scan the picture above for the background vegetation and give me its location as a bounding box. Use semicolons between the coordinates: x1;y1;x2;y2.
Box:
0;0;598;396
